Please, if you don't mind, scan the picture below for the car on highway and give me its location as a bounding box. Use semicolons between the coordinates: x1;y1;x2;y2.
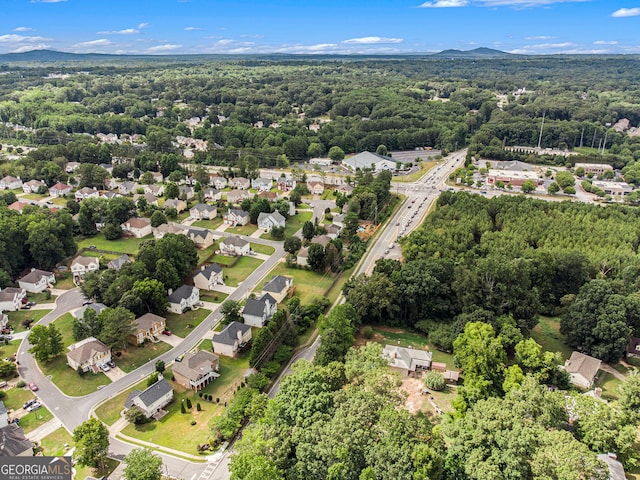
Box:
28;383;38;392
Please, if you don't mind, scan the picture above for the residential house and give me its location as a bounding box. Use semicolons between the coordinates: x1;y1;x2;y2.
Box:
277;178;296;192
173;351;220;391
0;424;34;456
143;184;164;197
190;203;217;220
307;181;324;195
107;254;132;271
74;187;99;202
382;345;433;375
212;321;252;357
65;161;81;173
22;179;45;194
0;313;8;331
193;264;224;291
125;378;174;418
258;191;278;201
252;177;272;192
184;227;215;249
296;246;309;266
563;351;602;389
443;370;460;384
229;177;250;190
332;214;345;226
100;190;120;200
150;171;164;183
0;290;22;312
597;453;626;480
153;223;186;239
223;208;250;226
133;192;159;207
226;189;251;204
627;337;640;359
326;224;342;239
167;285;200;314
179;185;196;200
66;337;111;373
335;184;354;195
311;235;332;247
257;211;286;231
99;163;114;175
164;198;187;213
219;236;250;256
71;255;100;279
18;269;55;293
104;178;119;190
242;293;277;328
121;217;152;238
71;303;107;320
209;175;228;190
49;182;72;198
203;187;222;202
7;201;30;214
118;181;138;195
129;313;166;345
0;176;22;190
261;275;293;303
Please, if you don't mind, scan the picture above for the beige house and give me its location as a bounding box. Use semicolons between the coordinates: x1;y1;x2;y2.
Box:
212;321;252;357
193;264;224;291
49;182;72;198
184;227;216;249
167;285;200;314
71;256;100;278
190;204;217;220
219;236;250;256
229;177;250;190
261;275;293;303
563;351;601;389
121;217;152;238
66;337;111;373
382;345;432;376
173;350;220;391
18;269;55;293
164;198;187;213
129;313;166;345
223;208;250;226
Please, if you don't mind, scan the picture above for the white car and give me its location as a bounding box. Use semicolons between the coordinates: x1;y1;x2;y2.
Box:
26;401;42;412
100;364;110;372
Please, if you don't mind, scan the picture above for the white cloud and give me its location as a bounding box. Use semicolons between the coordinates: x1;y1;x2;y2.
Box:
146;44;182;52
525;35;555;40
97;28;140;35
73;39;114;47
343;36;404;44
531;42;574;48
594;40;618;45
419;0;468;7
13;27;34;32
184;27;202;31
0;34;52;53
0;34;51;44
138;23;150;29
11;43;50;53
611;8;640;18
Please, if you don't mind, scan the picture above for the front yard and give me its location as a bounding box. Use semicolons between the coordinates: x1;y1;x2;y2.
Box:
6;309;51;333
226;223;258;236
37;427;73;456
224;257;264;287
256;263;335;304
39;354;111;396
193;218;224;230
2;386;53;434
261;211;313;240
164;308;211;338
0;339;21;360
77;233;150;254
116;341;174;373
250;243;275;255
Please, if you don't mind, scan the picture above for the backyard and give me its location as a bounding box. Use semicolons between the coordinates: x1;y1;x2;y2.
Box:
77;233;150;254
164;308;211;338
256;263;335;304
223;257;264;287
531;317;572;361
116;341;173;373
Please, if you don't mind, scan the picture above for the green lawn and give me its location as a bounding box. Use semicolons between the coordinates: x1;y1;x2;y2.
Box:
39;354;111;396
53;313;75;347
22;193;47;201
95;378;149;426
393;161;437;183
261;211;313;240
74;458;119;480
121;350;251;455
19;406;54;434
531;317;572;362
54;273;75;290
256;263;335;304
27;291;57;303
226;223;258;236
224;257;264;287
193;218;224;230
200;292;228;303
51;197;67;206
0;339;21;361
37;427;74;457
250;243;275;255
77;233;150;254
7;309;51;332
116;341;173;373
595;372;623;401
165;308;211;338
210;254;238;267
2;386;37;411
197;242;219;263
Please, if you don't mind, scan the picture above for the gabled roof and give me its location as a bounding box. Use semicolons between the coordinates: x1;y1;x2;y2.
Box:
310;235;331;247
257;211;285;224
72;255;99;267
228;208;249;218
168;285;197;303
50;182;71;191
107;254;132;270
136;378;172;408
262;275;291;294
382;345;432;371
134;313;165;331
173;350;219;381
194;263;223;281
343;151;395;170
221;235;249;248
72;303;107;319
213;321;251;346
186;227;213;241
123;217;151;229
191;203;217;213
0;424;33;456
0;291;19;302
564;351;601;382
1;175;20;183
597;454;626;480
243;297;269;317
67;337;109;364
19;269;53;284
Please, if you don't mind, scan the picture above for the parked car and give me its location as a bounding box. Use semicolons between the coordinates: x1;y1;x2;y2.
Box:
26;401;42;412
0;335;13;341
23;399;37;410
100;364;110;372
20;305;31;310
162;330;172;336
106;360;116;368
28;382;38;391
27;301;36;307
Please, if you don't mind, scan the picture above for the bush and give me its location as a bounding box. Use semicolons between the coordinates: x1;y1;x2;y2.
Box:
424;370;446;391
186;398;192;409
261;360;280;377
198;392;203;398
0;390;5;399
216;397;220;403
197;403;201;411
246;372;270;391
16;380;26;388
362;326;374;339
181;403;186;414
191;420;197;426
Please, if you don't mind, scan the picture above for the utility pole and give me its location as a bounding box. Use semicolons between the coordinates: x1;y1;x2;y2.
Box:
537;111;545;150
601;129;608;155
579;127;584;148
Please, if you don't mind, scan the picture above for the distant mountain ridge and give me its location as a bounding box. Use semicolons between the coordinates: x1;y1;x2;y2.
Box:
431;47;511;58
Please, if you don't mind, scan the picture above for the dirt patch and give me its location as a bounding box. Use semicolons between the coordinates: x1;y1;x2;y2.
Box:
401;377;429;415
354;332;385;347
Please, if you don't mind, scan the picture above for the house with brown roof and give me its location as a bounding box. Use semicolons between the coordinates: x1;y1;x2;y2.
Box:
74;187;99;202
121;217;152;238
229;177;250;190
7;201;30;214
18;269;55;293
0;289;23;312
71;255;100;278
129;313;166;346
173;350;220;391
563;351;601;389
22;179;45;194
307;181;324;195
66;337;111;373
226;189;251;204
0;176;22;190
49;182;72;198
164;198;187;213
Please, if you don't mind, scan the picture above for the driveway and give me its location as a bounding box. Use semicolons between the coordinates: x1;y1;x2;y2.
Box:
158;334;183;348
104;367;128;382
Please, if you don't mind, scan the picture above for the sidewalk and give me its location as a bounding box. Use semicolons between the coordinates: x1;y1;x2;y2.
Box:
26;418;63;442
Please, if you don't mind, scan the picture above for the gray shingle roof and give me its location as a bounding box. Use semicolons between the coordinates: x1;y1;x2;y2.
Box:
263;275;290;294
0;424;33;456
135;378;172;408
221;236;249;248
213;321;251;346
195;264;222;281
173;350;219;382
243;298;267;317
134;313;165;331
191;203;217;213
168;285;196;303
18;269;53;284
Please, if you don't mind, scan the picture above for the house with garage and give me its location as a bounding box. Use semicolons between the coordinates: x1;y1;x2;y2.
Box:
193;264;224;291
190;203;217;220
7;201;30;214
326;224;342;239
229;177;250;190
184;227;216;249
129;313;166;346
179;185;196;200
65;161;81;173
209;175;228;190
22;179;45;194
143;184;164;197
173;350;220;391
242;293;277;328
125;377;174;418
563;351;601;389
0;424;34;456
307;181;324;195
0;176;22;190
118;181;138;196
74;187;99;202
167;285;200;314
219;236;250;256
49;182;72;198
164;198;188;213
0;290;22;312
203;187;222;202
121;217;152;238
133;192;159;207
107;255;132;271
257;211;286;231
71;256;100;279
382;345;432;376
153;223;186;239
223;208;250;226
226;189;251;204
277;178;296;192
212;321;252;357
18;269;55;293
261;275;293;303
66;337;111;373
252;177;273;192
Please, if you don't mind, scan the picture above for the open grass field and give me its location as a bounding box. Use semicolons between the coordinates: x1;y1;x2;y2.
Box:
121;350;251;455
393;161;437;183
37;427;73;457
531;316;572;362
250;243;275;255
256;263;335;304
39;353;111;396
165;308;211;338
224;257;264;287
7;309;51;332
226;223;258;236
116;341;173;373
193;218;224;230
77;233;150;254
595;371;623;401
74;458;119;480
95;378;149;426
261;211;313;240
53;313;75;347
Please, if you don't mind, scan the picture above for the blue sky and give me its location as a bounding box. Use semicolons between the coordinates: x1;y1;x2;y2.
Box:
1;0;639;55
